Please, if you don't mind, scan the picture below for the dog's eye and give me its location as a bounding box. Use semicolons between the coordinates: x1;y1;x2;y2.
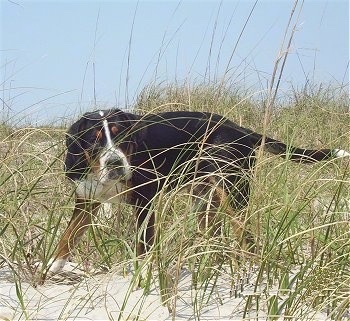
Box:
95;130;103;140
84;130;102;146
111;126;118;135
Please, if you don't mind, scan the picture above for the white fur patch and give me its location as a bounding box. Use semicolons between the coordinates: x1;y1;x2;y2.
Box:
334;149;350;158
102;118;114;149
47;257;67;274
98;113;132;184
99;147;132;184
75;174;129;202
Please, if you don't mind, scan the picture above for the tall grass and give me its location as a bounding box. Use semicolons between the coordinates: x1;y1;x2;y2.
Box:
0;81;349;319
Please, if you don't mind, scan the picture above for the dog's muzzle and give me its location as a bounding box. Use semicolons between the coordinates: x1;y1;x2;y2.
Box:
100;147;131;182
105;157;126;180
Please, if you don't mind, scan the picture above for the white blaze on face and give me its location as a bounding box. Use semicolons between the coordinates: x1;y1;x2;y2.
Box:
100;110;114;150
98;110;132;184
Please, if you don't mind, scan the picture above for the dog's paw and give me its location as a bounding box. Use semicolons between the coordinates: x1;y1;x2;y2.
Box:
34;258;68;285
46;258;67;274
35;258;67;274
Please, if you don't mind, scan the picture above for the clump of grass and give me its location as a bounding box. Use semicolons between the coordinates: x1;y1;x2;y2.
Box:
0;81;349;319
135;82;263;126
0;127;68;276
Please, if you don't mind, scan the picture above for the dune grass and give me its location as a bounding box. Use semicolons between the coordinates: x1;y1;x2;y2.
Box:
0;82;349;320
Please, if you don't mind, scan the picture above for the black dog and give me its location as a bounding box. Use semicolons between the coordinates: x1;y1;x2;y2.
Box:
46;109;349;273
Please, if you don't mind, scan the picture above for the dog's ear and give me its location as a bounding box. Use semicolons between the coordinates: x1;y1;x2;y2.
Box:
64;117;89;181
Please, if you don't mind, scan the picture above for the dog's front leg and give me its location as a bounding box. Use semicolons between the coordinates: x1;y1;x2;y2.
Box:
46;199;100;275
134;205;155;290
136;207;155;257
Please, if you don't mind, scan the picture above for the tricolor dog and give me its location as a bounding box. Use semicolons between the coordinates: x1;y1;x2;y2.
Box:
46;109;349;274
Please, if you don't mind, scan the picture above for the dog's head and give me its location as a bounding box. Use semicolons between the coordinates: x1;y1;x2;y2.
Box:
65;108;142;200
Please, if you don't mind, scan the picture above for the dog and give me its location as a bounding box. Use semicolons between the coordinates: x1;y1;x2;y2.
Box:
46;108;349;274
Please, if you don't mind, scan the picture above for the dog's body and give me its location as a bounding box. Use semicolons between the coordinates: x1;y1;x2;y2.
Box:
47;109;349;274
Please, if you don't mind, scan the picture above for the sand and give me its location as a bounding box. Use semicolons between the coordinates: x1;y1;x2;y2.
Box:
0;260;338;321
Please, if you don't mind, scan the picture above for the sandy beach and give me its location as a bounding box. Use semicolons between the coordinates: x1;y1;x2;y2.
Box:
0;261;337;321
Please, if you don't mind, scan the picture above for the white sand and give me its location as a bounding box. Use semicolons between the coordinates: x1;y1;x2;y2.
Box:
0;262;338;320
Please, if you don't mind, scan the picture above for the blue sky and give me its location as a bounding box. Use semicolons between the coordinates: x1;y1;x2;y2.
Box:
1;0;349;125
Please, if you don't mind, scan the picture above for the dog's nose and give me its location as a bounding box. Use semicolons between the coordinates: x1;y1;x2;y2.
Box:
106;158;123;169
105;157;126;180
